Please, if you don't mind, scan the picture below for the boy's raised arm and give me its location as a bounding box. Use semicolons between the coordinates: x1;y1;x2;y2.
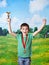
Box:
7;18;16;37
33;19;46;36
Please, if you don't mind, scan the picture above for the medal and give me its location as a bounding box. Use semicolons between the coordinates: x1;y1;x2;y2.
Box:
24;49;26;53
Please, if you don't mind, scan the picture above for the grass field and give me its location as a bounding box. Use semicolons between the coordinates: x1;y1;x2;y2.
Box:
0;35;49;65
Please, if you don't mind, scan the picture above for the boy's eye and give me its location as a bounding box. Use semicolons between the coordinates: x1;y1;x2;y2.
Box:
23;28;24;30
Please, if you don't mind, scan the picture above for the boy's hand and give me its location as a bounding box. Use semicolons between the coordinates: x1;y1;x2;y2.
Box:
33;18;47;36
7;18;11;22
43;19;46;24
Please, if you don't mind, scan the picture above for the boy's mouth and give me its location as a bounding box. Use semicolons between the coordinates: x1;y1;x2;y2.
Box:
24;32;26;33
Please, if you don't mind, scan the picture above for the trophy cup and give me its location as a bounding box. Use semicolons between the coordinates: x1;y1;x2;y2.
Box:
6;12;10;19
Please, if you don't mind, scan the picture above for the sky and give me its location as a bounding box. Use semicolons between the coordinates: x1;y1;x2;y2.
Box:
0;0;49;31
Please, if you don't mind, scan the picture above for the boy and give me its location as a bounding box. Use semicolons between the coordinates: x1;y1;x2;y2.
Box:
7;18;46;65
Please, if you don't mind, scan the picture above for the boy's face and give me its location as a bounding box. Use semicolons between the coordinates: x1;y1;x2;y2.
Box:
21;26;29;35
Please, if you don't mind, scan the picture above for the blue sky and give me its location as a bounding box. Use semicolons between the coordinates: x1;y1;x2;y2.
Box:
0;0;49;31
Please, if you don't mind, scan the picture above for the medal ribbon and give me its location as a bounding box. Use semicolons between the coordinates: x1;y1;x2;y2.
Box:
22;34;28;49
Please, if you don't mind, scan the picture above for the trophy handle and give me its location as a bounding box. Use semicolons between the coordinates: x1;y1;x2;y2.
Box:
6;12;10;19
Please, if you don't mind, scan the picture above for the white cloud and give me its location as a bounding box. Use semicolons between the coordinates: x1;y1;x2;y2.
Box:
0;12;19;22
30;14;46;28
0;13;45;31
29;14;41;28
0;13;7;29
0;13;7;22
11;17;19;22
31;14;42;22
0;0;7;7
0;13;19;31
29;0;49;13
18;14;43;28
22;14;44;28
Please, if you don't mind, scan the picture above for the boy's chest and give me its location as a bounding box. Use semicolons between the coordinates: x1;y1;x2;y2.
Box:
18;35;32;48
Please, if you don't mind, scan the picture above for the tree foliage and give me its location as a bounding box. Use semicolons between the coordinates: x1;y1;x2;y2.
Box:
40;25;49;37
29;28;33;33
34;27;38;32
0;27;3;36
2;29;8;36
0;27;8;36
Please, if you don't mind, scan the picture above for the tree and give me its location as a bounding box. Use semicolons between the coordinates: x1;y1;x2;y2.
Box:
0;27;3;36
2;29;8;36
16;29;22;34
29;28;33;33
34;27;38;32
40;25;49;38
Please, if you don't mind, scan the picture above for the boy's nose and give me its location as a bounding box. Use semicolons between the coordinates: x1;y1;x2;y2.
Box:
24;30;26;32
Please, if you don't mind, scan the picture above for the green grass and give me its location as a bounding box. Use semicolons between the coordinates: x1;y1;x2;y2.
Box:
0;35;49;65
31;38;49;65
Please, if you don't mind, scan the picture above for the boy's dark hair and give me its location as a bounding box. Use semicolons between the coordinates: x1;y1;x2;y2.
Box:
20;23;29;30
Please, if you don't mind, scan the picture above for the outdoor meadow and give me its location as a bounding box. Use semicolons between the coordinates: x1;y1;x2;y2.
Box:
0;35;49;65
0;0;49;65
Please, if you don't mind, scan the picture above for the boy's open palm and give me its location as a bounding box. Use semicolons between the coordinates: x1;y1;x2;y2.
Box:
43;19;46;24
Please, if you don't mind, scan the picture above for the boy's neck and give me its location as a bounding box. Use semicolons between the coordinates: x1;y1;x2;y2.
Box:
22;34;28;37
